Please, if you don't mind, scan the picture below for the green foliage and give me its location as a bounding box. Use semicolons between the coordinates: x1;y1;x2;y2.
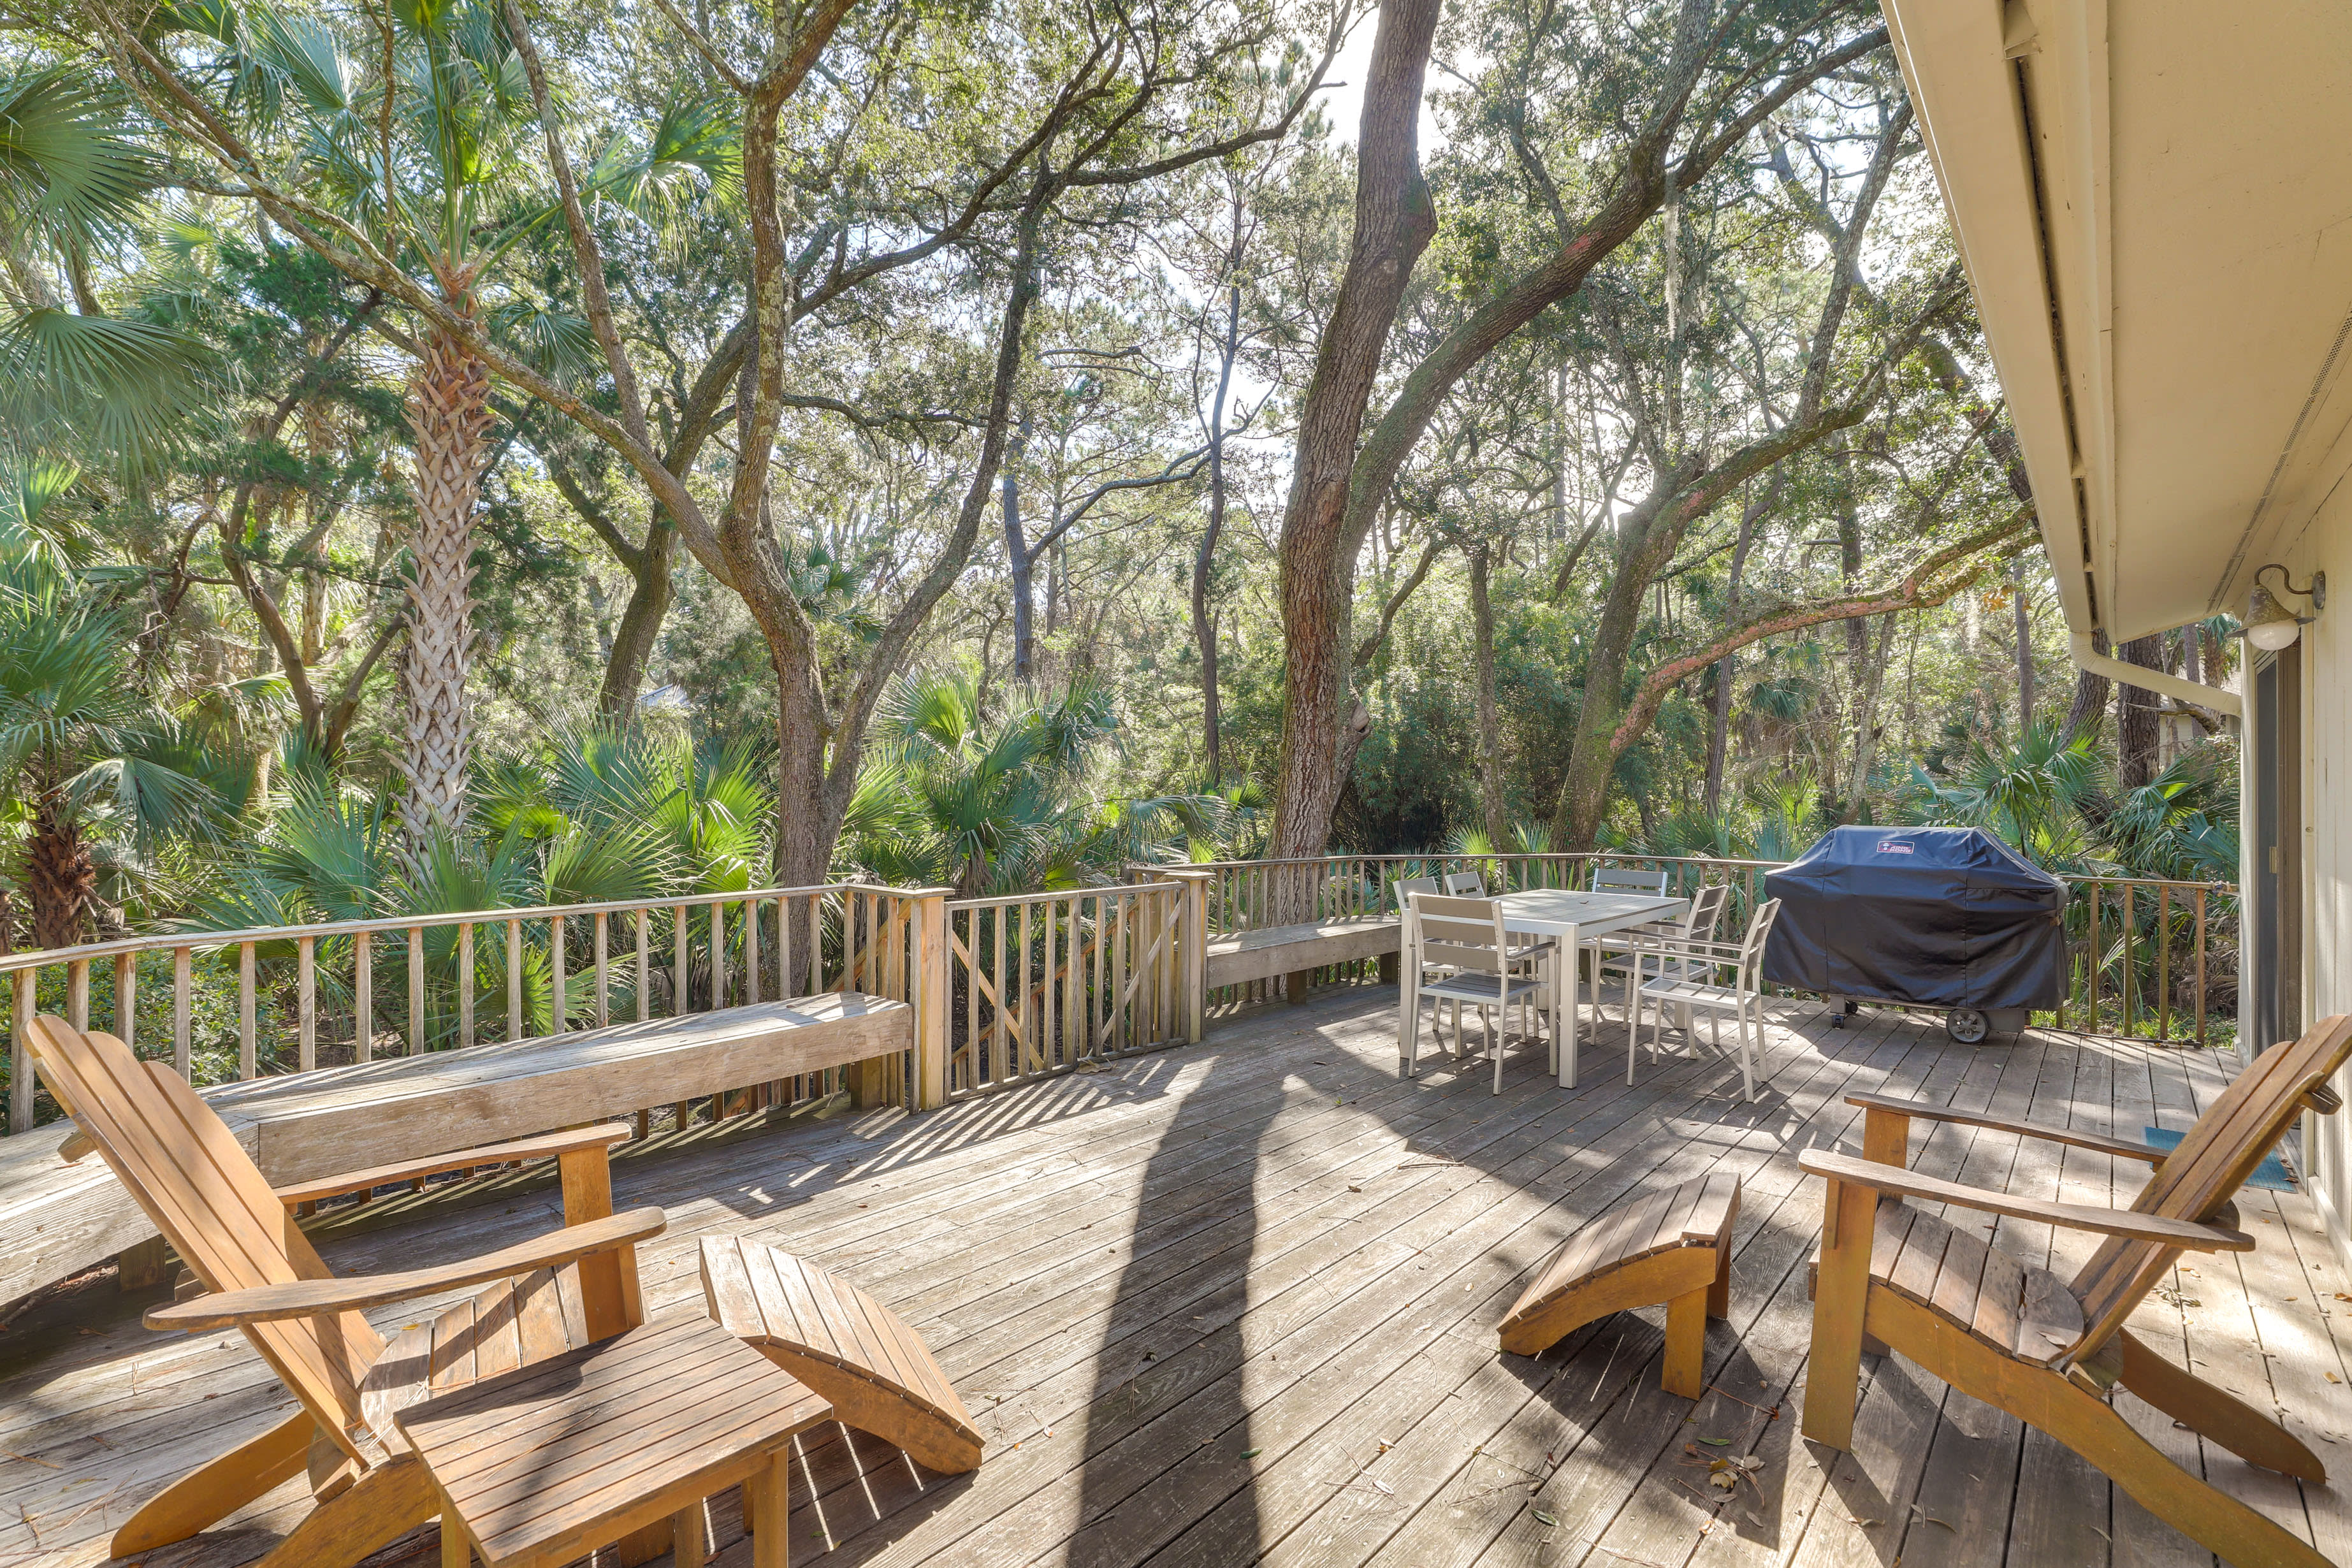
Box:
837;666;1235;894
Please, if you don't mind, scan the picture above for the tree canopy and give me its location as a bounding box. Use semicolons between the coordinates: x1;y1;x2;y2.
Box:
0;0;2237;954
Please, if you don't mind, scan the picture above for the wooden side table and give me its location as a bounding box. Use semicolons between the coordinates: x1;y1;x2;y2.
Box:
398;1308;832;1568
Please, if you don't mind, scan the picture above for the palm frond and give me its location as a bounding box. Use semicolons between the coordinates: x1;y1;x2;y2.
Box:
0;309;209;465
0;66;158;252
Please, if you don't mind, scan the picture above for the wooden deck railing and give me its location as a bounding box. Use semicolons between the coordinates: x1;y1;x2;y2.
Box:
0;853;2243;1138
1;882;947;1135
1160;852;2239;1045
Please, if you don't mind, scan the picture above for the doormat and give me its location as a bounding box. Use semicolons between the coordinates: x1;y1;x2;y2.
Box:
2144;1126;2297;1192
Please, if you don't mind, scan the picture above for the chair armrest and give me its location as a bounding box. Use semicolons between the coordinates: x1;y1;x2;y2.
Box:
1844;1093;2163;1165
144;1206;666;1330
270;1123;635;1207
1797;1151;2252;1251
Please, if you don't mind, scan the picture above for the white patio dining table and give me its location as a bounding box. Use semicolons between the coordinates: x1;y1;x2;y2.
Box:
1491;889;1687;1088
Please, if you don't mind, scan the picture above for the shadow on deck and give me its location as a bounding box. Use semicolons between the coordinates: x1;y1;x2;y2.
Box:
0;987;2345;1568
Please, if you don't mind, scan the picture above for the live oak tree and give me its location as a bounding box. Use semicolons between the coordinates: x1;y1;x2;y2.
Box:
1266;0;1893;873
86;0;1344;883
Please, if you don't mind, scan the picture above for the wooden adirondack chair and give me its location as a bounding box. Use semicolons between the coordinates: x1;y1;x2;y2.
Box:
1801;1012;2352;1568
20;1015;667;1567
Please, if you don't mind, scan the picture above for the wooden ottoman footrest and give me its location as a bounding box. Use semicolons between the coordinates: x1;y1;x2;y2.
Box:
701;1235;984;1474
1498;1172;1740;1398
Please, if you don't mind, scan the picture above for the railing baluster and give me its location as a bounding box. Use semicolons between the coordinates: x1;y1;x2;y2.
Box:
355;931;373;1062
711;900;725;1010
2182;889;2201;1048
457;924;474;1047
238;943;256;1078
409;925;426;1054
674;906;688;1017
173;947;192;1078
551;915;567;1034
13;969;37;1129
2121;885;2135;1037
594;911;609;1026
508;918;525;1041
114;952;136;1054
776;897;792;1002
2087;880;2102;1029
990;904;1006;1080
2158;885;2172;1043
297;936;316;1070
635;908;650;1022
960;908;978;1087
1019;898;1034;1073
68;961;87;1033
744;898;760;1006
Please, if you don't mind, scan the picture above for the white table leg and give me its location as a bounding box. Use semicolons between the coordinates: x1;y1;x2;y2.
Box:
1558;921;1579;1087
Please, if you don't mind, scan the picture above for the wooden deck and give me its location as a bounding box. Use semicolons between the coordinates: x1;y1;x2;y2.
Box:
3;988;2349;1567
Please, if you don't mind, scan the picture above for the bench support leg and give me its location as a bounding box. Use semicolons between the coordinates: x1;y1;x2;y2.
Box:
1286;968;1314;1005
1377;952;1399;985
1663;1283;1708;1400
1708;1241;1732;1319
117;1233;172;1291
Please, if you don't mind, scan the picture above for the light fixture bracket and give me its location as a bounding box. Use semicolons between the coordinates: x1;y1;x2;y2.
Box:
2257;563;2326;614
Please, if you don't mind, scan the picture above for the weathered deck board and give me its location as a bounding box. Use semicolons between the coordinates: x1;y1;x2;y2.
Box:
0;985;2335;1568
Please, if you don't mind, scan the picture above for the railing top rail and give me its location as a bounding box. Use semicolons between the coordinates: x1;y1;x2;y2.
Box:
947;882;1182;912
0;881;940;975
1150;850;2236;892
1166;852;1789;874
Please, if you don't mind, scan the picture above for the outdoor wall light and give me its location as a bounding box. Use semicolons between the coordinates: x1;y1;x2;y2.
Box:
2240;564;2326;651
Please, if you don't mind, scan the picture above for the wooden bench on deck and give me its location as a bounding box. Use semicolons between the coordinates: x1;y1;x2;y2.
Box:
0;992;910;1309
1205;916;1400;1003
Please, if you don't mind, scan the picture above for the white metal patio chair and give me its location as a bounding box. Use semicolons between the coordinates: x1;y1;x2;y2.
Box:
1636;897;1783;1101
1576;864;1675;1030
1393;875;1453;1056
1598;882;1731;1036
1403;893;1553;1094
1428;871;1562;1049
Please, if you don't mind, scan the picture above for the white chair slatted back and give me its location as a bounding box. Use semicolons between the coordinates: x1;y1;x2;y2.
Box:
1739;898;1781;988
1688;883;1731;941
1442;871;1487;897
1592;866;1671;896
1393;875;1441;915
1411;894;1512;966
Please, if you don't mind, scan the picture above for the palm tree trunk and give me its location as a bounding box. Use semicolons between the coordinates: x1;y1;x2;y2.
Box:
400;307;494;843
25;791;93;948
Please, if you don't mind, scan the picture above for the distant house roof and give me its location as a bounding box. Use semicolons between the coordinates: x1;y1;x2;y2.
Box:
638;683;693;713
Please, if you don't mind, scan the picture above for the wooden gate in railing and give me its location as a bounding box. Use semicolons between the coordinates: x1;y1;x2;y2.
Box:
936;880;1200;1101
2;882;952;1134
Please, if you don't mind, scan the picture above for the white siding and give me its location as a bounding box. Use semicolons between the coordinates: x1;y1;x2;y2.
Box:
2293;493;2352;1264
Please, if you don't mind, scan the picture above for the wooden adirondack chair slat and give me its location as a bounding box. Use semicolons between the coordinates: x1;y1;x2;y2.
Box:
27;1020;382;1460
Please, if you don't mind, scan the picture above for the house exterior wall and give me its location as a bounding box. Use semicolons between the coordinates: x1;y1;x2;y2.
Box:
2285;495;2352;1265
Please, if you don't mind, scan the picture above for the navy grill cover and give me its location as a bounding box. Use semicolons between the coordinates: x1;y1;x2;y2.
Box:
1760;826;2065;1010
